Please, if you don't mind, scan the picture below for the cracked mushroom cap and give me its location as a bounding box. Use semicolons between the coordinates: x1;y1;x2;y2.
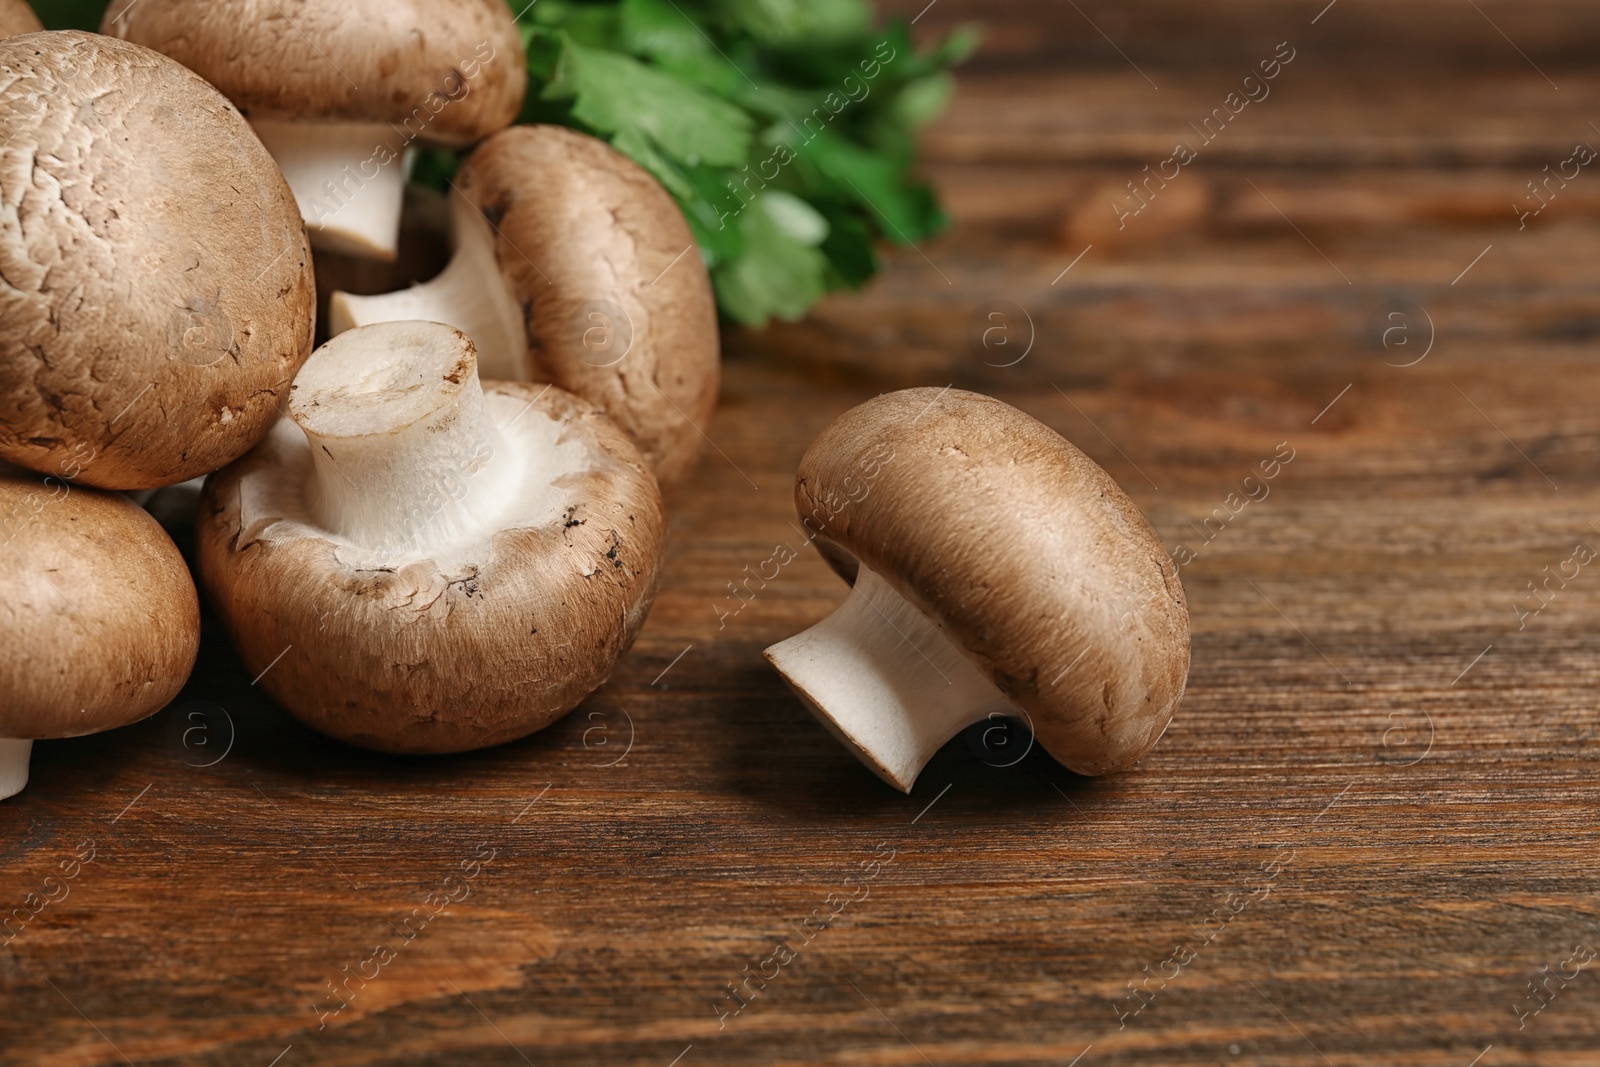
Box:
459;125;721;491
796;387;1190;775
0;464;200;741
102;0;526;146
0;1;41;40
196;321;667;755
0;31;315;490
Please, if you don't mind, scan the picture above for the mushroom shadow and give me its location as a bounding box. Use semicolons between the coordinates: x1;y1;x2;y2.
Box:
704;642;1089;821
164;608;572;791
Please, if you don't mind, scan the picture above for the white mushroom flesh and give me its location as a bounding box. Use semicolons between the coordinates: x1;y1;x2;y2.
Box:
238;323;588;572
328;191;528;380
764;563;1016;793
252;119;414;260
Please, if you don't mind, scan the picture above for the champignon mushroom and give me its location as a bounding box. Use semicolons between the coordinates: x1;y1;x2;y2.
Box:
329;125;720;492
763;387;1190;792
103;0;526;261
197;321;666;754
0;464;201;800
0;31;315;490
0;0;41;40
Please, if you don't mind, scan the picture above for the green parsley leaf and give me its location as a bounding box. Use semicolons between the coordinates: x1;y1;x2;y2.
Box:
539;30;754;169
709;0;872;45
714;195;830;325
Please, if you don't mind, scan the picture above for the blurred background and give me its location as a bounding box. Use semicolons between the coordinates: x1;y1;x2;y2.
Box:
747;0;1598;389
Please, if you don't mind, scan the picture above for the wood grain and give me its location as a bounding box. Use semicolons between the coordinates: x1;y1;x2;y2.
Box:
5;1;1600;1064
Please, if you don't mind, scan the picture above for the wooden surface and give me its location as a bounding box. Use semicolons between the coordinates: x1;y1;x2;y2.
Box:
6;2;1600;1063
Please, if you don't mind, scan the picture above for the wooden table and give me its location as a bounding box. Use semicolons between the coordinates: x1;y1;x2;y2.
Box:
6;2;1600;1063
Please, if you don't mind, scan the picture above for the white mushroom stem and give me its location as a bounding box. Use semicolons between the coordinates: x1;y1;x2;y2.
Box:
764;564;1017;793
0;739;32;801
289;323;526;557
328;191;528;380
252;120;415;261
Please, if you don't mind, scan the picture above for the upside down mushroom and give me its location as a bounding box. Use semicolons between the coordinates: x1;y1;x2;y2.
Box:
330;125;721;492
0;465;200;800
0;31;315;490
764;388;1190;792
104;0;526;260
197;321;666;754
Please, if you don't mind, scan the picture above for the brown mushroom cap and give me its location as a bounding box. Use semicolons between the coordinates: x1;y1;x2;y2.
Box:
102;0;526;146
197;357;667;755
0;464;200;740
0;0;41;40
459;125;721;491
0;31;315;490
793;387;1190;775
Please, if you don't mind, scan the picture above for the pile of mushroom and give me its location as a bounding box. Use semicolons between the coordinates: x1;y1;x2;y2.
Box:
765;388;1190;792
0;26;315;797
0;7;1188;801
0;2;724;796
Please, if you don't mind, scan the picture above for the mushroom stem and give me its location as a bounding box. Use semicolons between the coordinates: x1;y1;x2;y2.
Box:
0;739;32;801
763;564;1017;793
328;192;527;380
252;120;414;261
289;323;525;557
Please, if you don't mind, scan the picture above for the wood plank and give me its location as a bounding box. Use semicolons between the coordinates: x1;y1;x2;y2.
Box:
891;0;1600;71
924;68;1598;166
